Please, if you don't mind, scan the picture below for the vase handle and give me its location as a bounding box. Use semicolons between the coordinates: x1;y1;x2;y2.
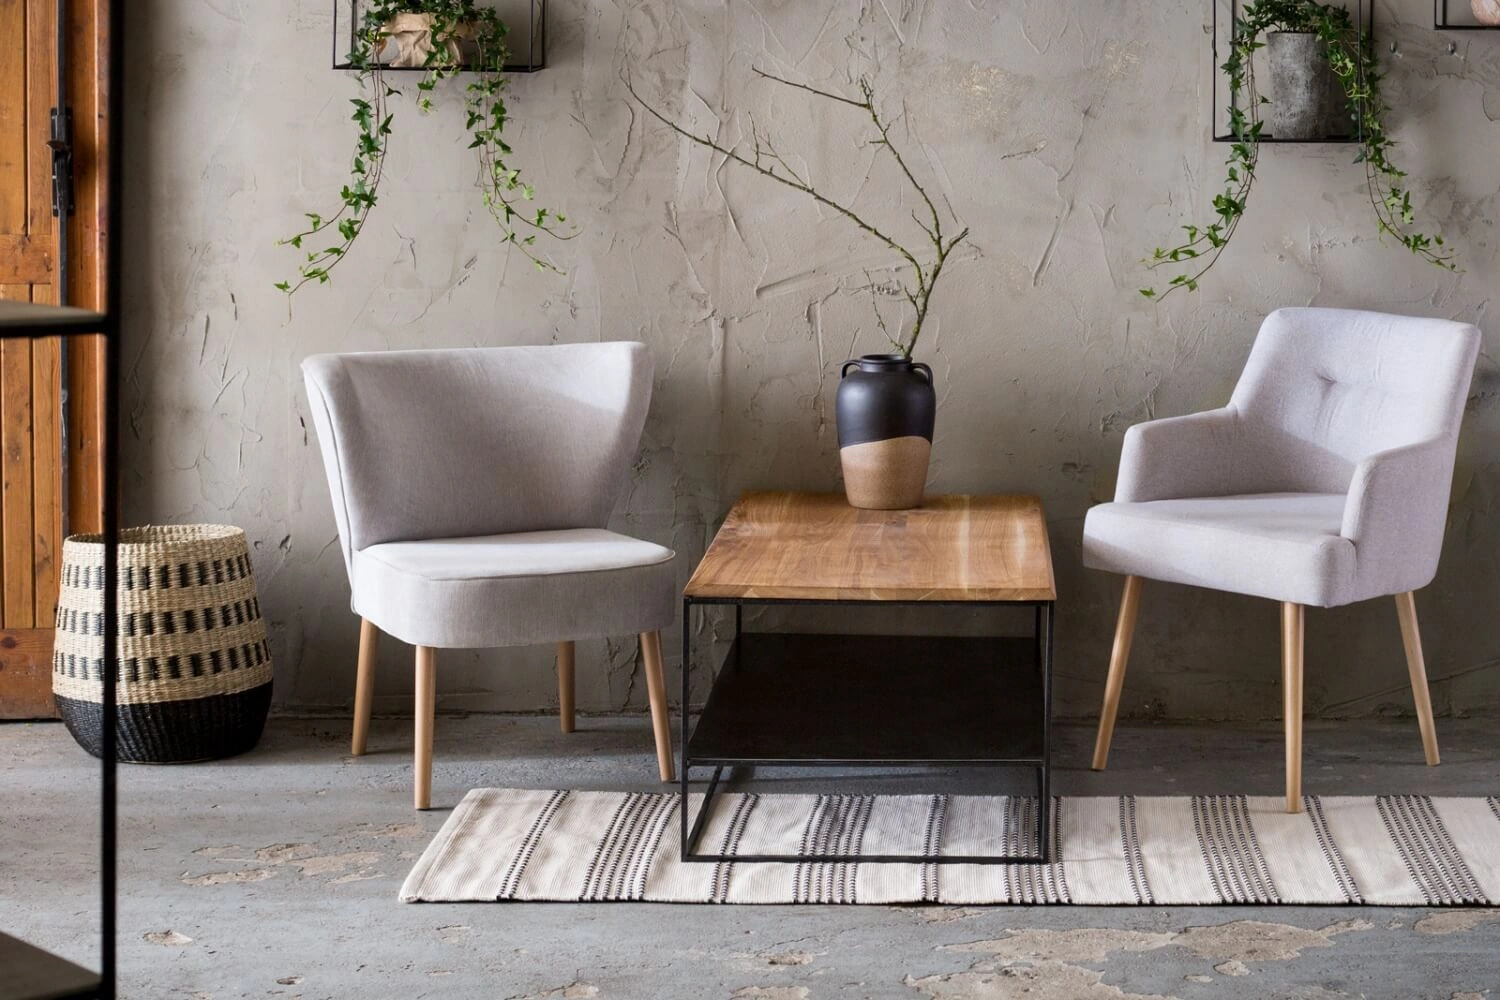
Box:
840;360;861;378
912;362;933;382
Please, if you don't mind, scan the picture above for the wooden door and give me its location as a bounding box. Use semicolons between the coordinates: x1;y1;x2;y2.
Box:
0;0;107;718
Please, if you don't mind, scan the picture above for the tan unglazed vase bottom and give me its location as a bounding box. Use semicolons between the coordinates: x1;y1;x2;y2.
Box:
839;435;932;510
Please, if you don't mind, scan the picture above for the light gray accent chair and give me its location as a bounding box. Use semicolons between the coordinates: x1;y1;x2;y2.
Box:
302;342;676;809
1083;308;1480;813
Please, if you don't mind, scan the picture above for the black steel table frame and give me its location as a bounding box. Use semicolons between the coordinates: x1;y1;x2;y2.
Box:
678;596;1054;865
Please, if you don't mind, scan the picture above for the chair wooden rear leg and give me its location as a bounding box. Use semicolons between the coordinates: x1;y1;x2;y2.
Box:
640;631;675;782
1395;592;1440;766
1282;603;1305;814
1092;575;1142;770
414;646;437;810
351;618;379;756
557;640;576;734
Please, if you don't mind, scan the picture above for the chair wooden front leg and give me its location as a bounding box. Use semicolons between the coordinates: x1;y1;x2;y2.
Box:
640;631;675;782
414;646;437;810
351;617;379;756
557;640;576;734
1092;575;1142;770
1395;592;1440;766
1282;603;1305;814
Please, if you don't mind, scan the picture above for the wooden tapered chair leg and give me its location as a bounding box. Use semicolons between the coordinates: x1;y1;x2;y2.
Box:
557;640;576;734
640;631;675;782
351;617;379;756
1282;602;1305;814
1395;592;1441;766
414;646;437;810
1092;575;1143;770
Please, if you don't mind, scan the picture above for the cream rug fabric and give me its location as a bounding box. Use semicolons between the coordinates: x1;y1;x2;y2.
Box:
401;790;1500;905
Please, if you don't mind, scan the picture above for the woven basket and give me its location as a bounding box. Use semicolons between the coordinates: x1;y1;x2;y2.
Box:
52;524;273;763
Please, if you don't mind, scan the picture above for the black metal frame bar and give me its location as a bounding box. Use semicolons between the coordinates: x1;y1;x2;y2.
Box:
677;596;1055;866
0;1;122;995
331;0;547;72
1211;0;1371;143
1436;0;1500;28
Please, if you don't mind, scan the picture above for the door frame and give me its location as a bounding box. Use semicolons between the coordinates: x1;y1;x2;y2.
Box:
0;0;108;718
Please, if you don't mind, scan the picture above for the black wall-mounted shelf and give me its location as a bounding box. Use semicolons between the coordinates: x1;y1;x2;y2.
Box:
1435;1;1500;29
1212;0;1372;143
332;0;546;73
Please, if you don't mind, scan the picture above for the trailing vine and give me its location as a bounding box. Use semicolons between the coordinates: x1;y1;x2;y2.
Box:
277;0;569;299
1142;0;1454;300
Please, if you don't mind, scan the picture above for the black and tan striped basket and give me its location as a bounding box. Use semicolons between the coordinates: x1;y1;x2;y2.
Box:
52;524;273;763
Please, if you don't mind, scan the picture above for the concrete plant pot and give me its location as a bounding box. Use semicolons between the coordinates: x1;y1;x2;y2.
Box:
1266;31;1347;140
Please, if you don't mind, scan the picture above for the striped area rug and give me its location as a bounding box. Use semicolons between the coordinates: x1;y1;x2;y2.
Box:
400;790;1500;905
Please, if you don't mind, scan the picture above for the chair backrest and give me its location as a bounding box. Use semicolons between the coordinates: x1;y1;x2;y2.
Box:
1230;308;1480;493
302;342;653;576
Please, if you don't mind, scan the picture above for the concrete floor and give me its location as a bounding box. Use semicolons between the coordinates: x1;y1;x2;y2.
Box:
3;714;1499;1000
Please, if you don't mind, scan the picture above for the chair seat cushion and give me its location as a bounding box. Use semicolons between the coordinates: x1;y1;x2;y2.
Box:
1082;493;1356;607
352;529;676;648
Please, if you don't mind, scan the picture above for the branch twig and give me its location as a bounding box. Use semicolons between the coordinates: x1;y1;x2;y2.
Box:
627;68;967;358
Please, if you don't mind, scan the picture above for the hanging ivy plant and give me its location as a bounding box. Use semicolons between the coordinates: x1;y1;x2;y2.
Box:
1142;0;1455;299
277;0;569;299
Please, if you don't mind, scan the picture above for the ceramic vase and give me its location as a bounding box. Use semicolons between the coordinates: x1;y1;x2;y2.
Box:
835;355;935;510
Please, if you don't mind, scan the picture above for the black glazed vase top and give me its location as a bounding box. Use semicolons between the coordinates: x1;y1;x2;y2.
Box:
835;354;936;447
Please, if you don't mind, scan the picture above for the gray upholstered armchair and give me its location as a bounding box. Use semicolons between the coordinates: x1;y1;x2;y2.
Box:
302;342;676;809
1084;307;1480;812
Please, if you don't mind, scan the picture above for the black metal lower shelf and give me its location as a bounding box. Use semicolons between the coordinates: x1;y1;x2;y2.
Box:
687;632;1044;766
0;932;100;1000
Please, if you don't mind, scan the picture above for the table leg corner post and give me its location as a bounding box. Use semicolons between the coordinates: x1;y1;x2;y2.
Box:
1042;602;1055;863
679;598;692;857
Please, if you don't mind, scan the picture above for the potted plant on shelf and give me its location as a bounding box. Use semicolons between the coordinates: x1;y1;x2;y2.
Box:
277;0;570;299
627;70;968;511
1142;0;1455;299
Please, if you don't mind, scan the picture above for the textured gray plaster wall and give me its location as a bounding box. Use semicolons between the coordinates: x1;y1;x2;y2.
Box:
120;0;1500;722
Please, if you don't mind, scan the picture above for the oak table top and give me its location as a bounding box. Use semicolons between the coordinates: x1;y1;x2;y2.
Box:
683;491;1056;602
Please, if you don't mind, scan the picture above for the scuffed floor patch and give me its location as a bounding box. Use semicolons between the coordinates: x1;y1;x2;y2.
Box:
945;928;1176;963
1414;910;1500;935
907;963;1176;1000
142;930;193;946
1174;918;1372;963
180;868;274;887
933;918;1378;997
948;918;1371;967
178;826;413;887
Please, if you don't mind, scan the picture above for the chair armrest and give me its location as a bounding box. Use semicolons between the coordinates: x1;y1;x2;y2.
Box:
1340;438;1455;550
1114;407;1246;503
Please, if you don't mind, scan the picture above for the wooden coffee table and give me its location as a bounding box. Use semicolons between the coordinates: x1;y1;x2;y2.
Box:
679;491;1057;864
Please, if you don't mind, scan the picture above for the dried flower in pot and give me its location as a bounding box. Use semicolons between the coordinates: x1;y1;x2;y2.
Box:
628;70;969;510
